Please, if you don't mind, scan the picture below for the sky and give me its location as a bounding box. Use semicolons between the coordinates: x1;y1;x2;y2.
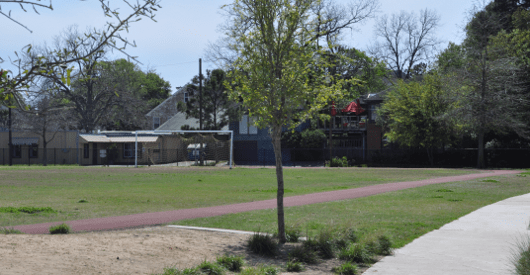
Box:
1;0;479;95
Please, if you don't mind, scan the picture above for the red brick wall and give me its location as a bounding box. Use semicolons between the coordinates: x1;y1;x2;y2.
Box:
367;122;382;150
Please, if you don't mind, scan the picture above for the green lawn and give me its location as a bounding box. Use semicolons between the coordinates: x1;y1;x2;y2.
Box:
173;172;530;248
0;166;480;226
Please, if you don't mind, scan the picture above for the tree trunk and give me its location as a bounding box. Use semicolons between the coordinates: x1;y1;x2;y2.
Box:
426;147;434;167
271;124;286;244
477;130;485;169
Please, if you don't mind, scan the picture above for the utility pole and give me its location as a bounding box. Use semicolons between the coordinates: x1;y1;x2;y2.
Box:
199;58;204;165
199;58;203;130
8;107;12;166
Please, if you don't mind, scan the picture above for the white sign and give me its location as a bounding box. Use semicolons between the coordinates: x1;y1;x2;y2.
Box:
100;149;107;158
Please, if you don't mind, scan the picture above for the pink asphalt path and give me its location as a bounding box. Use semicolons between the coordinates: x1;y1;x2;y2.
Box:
12;169;522;234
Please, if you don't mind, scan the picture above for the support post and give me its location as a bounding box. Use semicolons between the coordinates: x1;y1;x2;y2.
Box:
135;131;138;168
230;130;233;169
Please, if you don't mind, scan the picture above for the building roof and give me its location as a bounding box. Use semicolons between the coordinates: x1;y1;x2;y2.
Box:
156;111;229;131
145;86;187;117
80;134;159;143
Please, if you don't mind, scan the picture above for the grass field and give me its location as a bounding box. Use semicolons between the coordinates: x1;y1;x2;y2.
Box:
173;171;530;248
0;166;482;227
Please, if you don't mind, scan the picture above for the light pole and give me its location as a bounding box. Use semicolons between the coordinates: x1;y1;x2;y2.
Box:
6;75;13;166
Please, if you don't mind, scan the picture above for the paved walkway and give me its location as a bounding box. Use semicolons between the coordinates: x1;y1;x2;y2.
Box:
11;169;520;234
365;191;530;275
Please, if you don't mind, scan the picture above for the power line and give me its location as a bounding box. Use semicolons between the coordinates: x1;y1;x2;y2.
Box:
154;59;215;68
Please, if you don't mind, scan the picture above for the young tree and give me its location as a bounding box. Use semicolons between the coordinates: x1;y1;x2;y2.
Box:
224;0;361;243
369;9;441;79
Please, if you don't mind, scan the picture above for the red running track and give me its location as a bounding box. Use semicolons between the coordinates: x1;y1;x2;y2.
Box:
12;170;522;234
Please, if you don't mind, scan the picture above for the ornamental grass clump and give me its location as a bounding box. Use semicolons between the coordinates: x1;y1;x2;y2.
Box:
216;255;244;272
288;245;319;264
339;243;373;264
286;260;304;272
331;262;358;275
197;261;225;275
511;236;530;275
247;232;278;257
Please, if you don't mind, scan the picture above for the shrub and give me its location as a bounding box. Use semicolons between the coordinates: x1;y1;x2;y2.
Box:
286;260;304;272
197;261;225;275
247;232;278;257
300;129;326;148
339;243;373;264
288;245;319;264
330;156;349;167
331;262;358;275
49;223;70;234
216;255;244;272
0;227;23;234
0;206;56;214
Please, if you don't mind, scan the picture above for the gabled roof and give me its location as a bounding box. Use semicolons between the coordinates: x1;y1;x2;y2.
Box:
157;111;228;131
145;86;187;117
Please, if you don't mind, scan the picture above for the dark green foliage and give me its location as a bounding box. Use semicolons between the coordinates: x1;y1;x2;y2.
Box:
331;262;358;275
197;261;225;275
286;260;304;272
78;199;88;203
330;156;349;167
0;227;23;234
282;131;302;148
49;223;70;234
288;245;319;264
339;243;373;264
436;189;454;193
300;129;326;148
247;233;278;257
482;179;499;183
216;255;244;272
0;206;56;214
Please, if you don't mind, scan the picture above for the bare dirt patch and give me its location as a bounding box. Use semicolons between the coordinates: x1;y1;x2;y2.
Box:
0;226;367;275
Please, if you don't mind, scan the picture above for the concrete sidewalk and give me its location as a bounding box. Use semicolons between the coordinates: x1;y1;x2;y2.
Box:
365;192;530;275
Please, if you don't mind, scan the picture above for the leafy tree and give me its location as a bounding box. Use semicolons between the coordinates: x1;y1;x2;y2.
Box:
378;73;459;165
369;9;441;79
99;59;170;130
0;0;161;106
223;0;363;243
185;69;235;130
444;2;529;168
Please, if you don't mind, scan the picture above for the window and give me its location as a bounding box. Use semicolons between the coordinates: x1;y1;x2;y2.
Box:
184;92;189;103
12;145;21;158
83;144;90;158
370;105;378;121
153;117;160;129
239;115;248;134
29;144;38;158
239;115;257;135
123;143;142;159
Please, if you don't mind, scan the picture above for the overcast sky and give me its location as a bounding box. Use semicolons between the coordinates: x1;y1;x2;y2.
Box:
1;0;478;94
